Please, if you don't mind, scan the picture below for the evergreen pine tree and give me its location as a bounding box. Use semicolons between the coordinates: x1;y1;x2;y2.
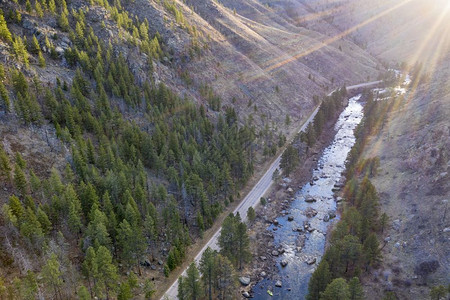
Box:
199;247;216;300
15;152;26;169
25;0;32;12
177;276;185;300
35;1;44;18
218;214;237;264
41;253;63;300
307;260;332;300
348;277;364;300
21;271;38;300
31;35;41;54
236;221;250;270
58;12;69;32
116;219;146;269
185;263;203;300
214;254;237;299
9;195;25;220
320;278;350;300
82;246;98;297
95;246;118;299
0;145;11;179
48;0;56;14
36;205;52;233
38;51;46;67
363;232;381;268
0;10;12;42
85;207;111;250
280;144;300;176
14;163;28;196
246;206;256;222
20;206;43;241
77;285;91;300
13;36;30;67
0;81;10;112
429;285;447;300
29;170;41;194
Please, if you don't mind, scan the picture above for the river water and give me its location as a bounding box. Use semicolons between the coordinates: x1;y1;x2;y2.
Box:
252;94;364;299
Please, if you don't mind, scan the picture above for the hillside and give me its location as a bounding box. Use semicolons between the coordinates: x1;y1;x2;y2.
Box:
293;0;450;67
0;0;384;298
361;52;450;299
123;0;381;128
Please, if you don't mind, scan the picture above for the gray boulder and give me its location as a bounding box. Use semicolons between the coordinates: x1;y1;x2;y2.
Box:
328;210;337;219
305;196;316;203
239;277;251;286
23;18;35;30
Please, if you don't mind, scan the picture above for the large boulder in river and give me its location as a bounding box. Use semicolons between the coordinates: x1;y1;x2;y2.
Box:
305;195;316;203
239;277;251;286
271;250;279;256
335;197;343;203
275;280;282;287
281;259;288;267
306;257;317;265
328;210;337;219
305;207;318;218
242;291;251;298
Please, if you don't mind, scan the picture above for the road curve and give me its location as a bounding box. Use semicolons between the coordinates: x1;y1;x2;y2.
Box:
161;81;382;299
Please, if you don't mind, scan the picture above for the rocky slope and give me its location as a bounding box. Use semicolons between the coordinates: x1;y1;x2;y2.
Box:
131;0;381;129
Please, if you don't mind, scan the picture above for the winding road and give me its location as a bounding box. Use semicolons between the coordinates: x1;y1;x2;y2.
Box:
160;80;382;300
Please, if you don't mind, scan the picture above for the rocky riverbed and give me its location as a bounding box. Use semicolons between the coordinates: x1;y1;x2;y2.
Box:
241;95;364;299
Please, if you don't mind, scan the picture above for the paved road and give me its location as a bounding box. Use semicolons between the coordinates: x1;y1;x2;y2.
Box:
161;80;382;299
347;80;383;91
161;106;319;300
327;80;383;96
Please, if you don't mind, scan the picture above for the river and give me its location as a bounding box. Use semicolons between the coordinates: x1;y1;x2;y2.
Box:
251;94;364;299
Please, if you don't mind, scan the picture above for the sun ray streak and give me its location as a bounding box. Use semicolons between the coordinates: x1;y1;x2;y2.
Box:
365;5;450;160
244;0;414;84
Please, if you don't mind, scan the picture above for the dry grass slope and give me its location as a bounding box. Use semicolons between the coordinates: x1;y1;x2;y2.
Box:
125;0;381;132
361;53;450;299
